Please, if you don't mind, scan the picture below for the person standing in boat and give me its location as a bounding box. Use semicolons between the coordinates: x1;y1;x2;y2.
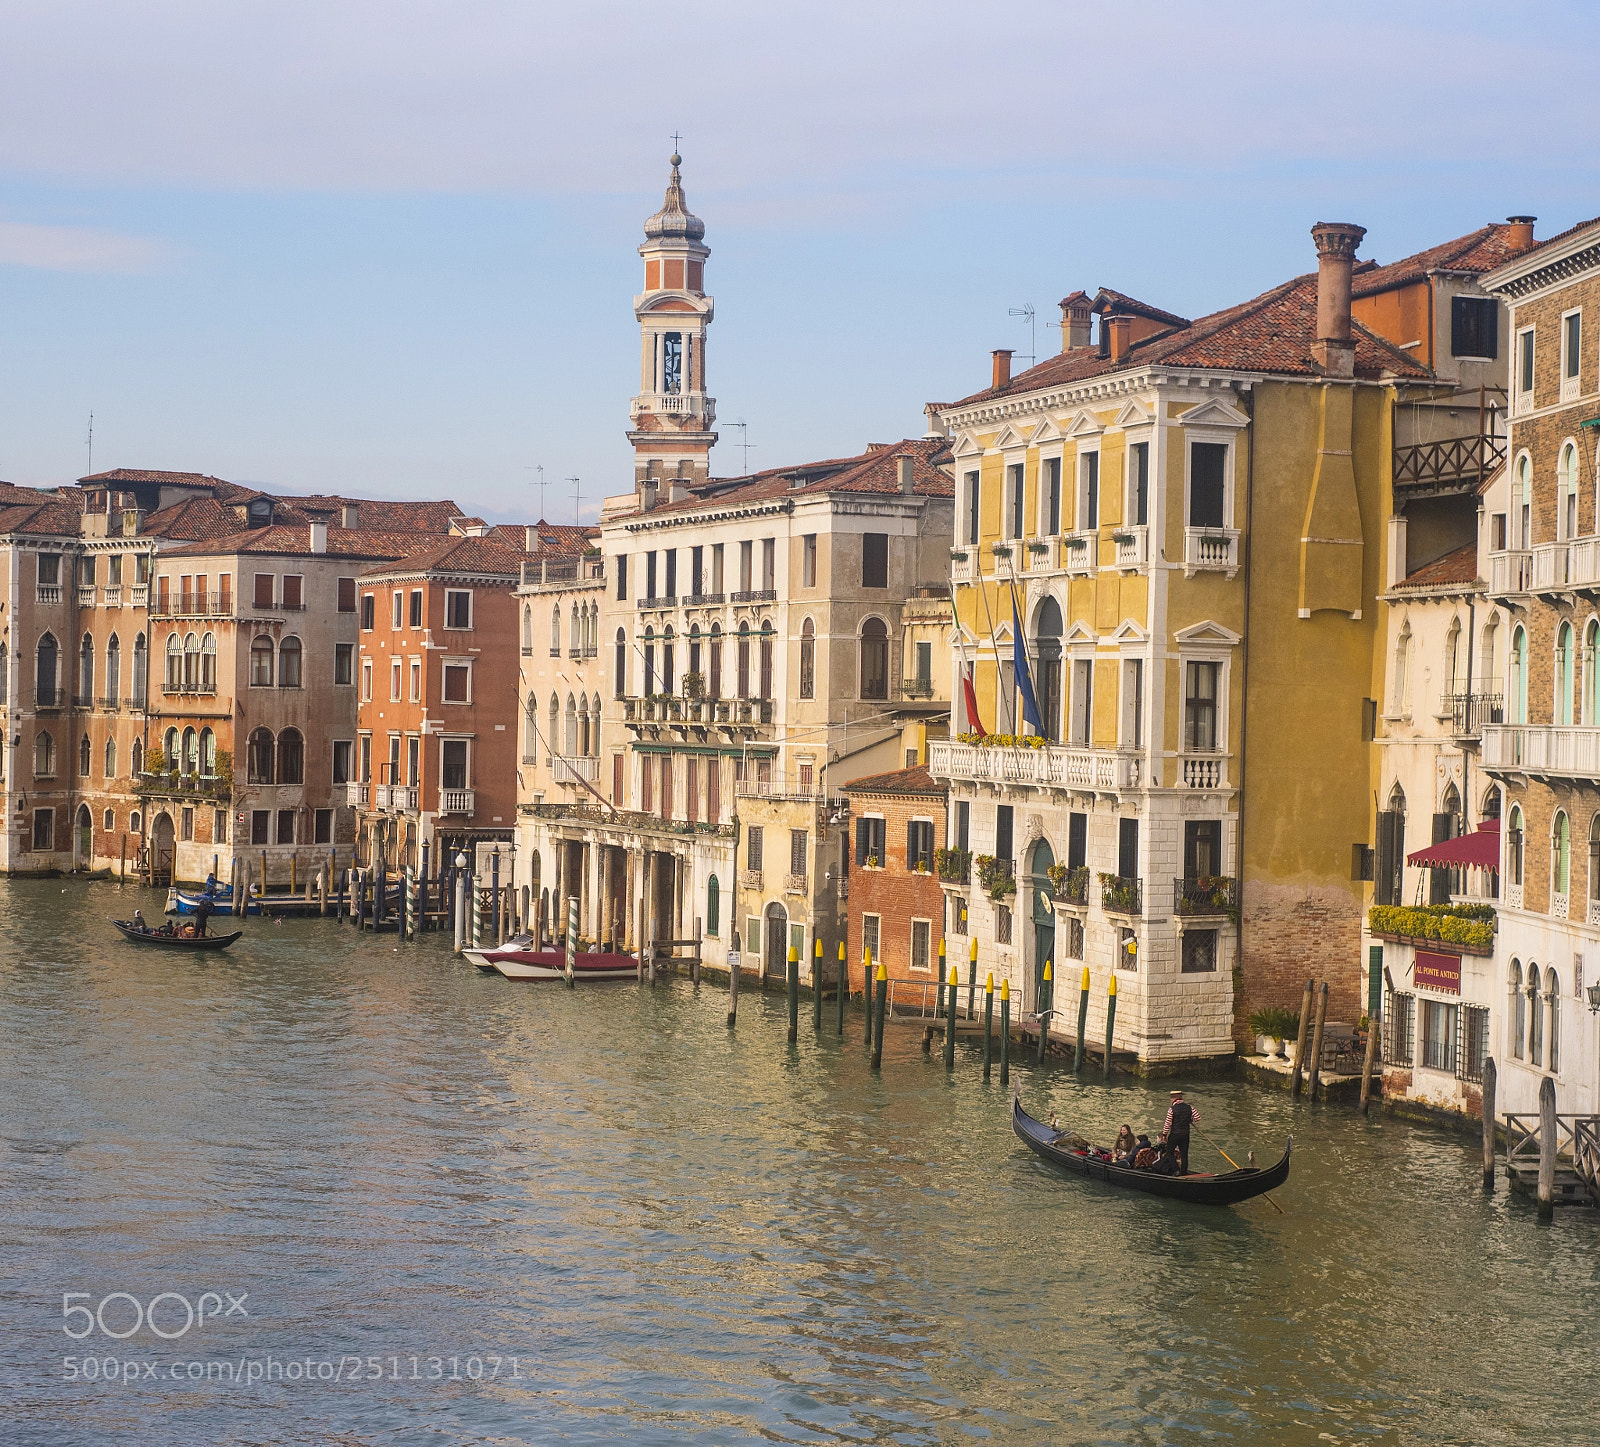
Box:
193;894;214;938
1163;1090;1197;1174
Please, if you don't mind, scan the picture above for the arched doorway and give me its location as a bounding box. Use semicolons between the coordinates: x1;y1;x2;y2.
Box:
764;901;789;983
1033;597;1064;741
1029;837;1057;1016
75;804;93;871
150;812;176;885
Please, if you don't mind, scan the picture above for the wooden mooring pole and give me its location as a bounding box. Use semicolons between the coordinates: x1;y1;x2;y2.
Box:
999;978;1011;1086
835;941;845;1035
1306;983;1330;1102
944;964;957;1070
863;947;874;1046
1074;966;1089;1073
1103;974;1117;1080
1481;1056;1497;1190
982;972;994;1081
812;938;822;1031
1289;978;1315;1097
787;945;800;1045
1359;999;1382;1116
726;935;740;1027
1538;1074;1557;1219
870;959;887;1069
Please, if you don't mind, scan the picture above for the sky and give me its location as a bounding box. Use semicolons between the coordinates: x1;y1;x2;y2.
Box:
2;0;1599;524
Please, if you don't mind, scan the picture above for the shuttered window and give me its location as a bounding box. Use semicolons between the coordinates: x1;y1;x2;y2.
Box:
1450;296;1498;359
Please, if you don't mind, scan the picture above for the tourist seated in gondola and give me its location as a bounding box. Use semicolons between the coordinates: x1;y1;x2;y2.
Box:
1130;1134;1156;1169
1112;1125;1137;1164
133;909;147;931
1144;1134;1181;1175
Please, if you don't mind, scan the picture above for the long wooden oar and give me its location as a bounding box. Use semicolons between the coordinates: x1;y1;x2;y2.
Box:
1195;1124;1284;1214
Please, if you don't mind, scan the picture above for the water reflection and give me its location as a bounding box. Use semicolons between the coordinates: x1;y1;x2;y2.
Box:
1;879;1596;1445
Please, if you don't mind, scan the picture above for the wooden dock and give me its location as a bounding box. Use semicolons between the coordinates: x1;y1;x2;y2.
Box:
1503;1113;1600;1207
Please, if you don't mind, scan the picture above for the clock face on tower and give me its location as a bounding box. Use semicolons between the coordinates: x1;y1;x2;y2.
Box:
661;333;683;395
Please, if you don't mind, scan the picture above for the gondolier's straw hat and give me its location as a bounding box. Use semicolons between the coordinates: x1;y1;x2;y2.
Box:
1170;1088;1183;1096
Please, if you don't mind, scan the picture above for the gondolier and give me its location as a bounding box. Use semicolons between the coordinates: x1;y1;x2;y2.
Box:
1164;1090;1197;1174
193;894;214;938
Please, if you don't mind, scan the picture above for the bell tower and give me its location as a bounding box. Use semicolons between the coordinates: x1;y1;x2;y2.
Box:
628;151;716;503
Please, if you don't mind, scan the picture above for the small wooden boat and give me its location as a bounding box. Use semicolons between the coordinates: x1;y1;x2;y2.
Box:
167;885;262;917
1012;1098;1290;1206
112;919;243;950
464;935;637;981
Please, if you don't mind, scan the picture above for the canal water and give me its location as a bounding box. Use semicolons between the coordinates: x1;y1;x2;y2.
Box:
2;878;1596;1446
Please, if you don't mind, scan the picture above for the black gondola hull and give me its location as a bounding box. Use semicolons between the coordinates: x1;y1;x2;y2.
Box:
111;920;243;951
1012;1098;1290;1206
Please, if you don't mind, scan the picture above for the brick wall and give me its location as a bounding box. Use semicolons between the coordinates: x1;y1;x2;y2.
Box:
843;786;946;994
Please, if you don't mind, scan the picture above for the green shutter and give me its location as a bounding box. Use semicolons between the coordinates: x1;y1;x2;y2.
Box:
1368;945;1383;1020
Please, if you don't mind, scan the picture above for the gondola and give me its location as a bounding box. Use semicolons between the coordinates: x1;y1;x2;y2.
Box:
1012;1098;1291;1206
112;919;243;950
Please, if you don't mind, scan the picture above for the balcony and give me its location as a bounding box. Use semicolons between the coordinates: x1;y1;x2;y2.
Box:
34;686;59;709
785;872;808;895
1443;689;1503;740
636;595;677;611
130;584;148;607
103;586;122;608
1113;527;1149;570
1022;537;1062;573
1183;528;1240;578
1101;873;1143;916
1488;549;1533;596
553;756;599;784
98;696;120;712
439;788;475;815
1063;533;1096;577
950;551;977;584
1394;433;1506;496
929;739;1142;791
901;679;935;700
1174;875;1237;917
344;781;370;806
1483;725;1600;780
1179;751;1231;790
633;391;715;423
684;592;725;607
151;591;232;618
374;784;418;810
935;847;971;884
77;586;96;608
36;584;62;605
1049;864;1089;906
730;589;777;605
740;869;763;890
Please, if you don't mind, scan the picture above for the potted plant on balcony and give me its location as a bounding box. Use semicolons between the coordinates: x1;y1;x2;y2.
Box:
682;671;705;700
949;549;968;561
1027;541;1050;556
1099;872;1140;914
935;846;971;883
976;854;1015;900
1247;1005;1300;1059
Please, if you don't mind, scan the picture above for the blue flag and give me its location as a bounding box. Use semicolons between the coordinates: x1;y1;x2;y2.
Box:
1012;596;1043;736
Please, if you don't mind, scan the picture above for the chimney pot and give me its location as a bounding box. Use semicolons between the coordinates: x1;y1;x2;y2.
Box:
525;525;539;552
1106;315;1133;363
308;520;327;555
1058;293;1094;352
1506;215;1537;253
897;455;915;494
1310;220;1366;378
991;349;1014;389
341;503;359;529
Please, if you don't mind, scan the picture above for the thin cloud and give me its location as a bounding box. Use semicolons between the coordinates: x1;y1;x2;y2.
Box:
0;220;176;273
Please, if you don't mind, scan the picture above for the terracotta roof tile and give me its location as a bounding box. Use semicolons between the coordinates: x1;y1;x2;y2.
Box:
0;499;83;536
1351;223;1533;298
1394;540;1480;591
78;468;228;488
840;764;944;796
158;524;433;561
951;272;1432;407
1091;288;1191;327
357;534;532;578
142;496;246;542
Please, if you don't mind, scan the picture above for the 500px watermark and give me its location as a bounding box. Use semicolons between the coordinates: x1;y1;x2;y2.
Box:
61;1355;535;1387
62;1291;248;1340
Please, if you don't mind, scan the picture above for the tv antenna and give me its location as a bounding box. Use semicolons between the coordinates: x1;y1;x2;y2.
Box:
85;411;94;477
727;420;755;475
567;476;581;526
525;463;545;520
1009;304;1036;369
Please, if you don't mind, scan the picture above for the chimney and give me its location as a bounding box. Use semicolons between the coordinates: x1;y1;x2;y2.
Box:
1310;220;1367;378
1506;215;1537;253
1058;292;1093;352
922;402;949;439
897;454;916;495
1105;314;1133;363
308;520;327;555
991;349;1013;389
341;503;359;529
524;525;539;552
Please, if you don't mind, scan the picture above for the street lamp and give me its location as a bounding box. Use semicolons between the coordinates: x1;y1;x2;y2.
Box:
1586;981;1600;1014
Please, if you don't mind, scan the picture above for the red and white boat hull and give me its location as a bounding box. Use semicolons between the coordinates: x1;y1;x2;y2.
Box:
464;939;638;982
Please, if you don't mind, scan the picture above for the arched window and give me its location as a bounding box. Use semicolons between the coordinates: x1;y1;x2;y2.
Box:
688;623;702;681
799;619;815;699
1587;620;1600;724
79;632;94;703
164;727;179;769
1508;804;1524;886
104;736;116;778
1510;626;1528;724
570;603;580;653
247;727;275;783
131;737;144;776
548;694;559;762
279;635;303;689
614;628;628;698
1516;454;1532;547
130;809;142;834
1035;596;1065;741
709;622;722;698
1444;617;1461;697
0;642;8;706
525;693;538;756
1560;441;1579;539
643;627;656;695
103;809;114;831
1547;966;1561;1073
662;626;675;696
860;618;889;700
565;693;578;757
737;622;751;697
1590;815;1600;904
201;633;216;693
250;636;274;688
1528;965;1543;1066
1553;810;1571;899
591;694;603;755
759;620;773;700
33;730;54;777
132;633;147;707
707;874;720;936
105;633;120;704
1511;960;1525;1059
577;696;590;757
182;726;198;776
550;604;561;654
278;728;304;784
183;631;200;691
522;604;532;652
1557;622;1575;725
199;728;215;777
1392;620;1411;715
165;632;183;692
36;632;58;707
79;733;91;777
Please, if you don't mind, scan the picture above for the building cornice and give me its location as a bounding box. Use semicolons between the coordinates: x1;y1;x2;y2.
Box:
1481;229;1600;302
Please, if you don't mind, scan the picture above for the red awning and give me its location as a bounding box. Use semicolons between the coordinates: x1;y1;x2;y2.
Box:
1407;819;1500;870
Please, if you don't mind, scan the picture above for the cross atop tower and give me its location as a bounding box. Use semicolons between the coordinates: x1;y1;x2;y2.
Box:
670;130;682;153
